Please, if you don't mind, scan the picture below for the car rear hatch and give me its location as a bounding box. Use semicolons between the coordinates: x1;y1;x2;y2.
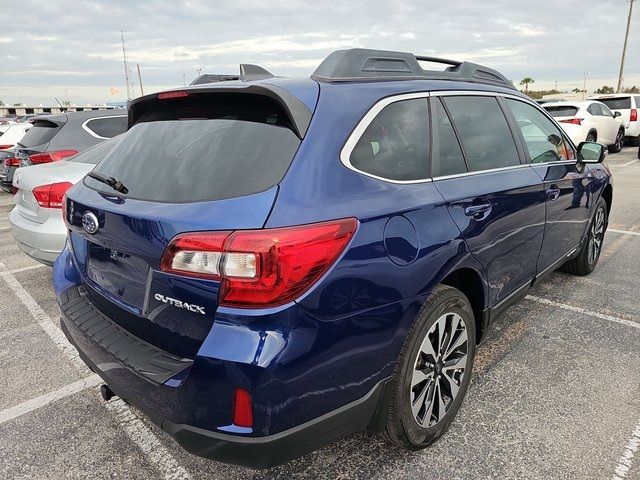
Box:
596;97;632;127
64;86;312;358
15;115;67;166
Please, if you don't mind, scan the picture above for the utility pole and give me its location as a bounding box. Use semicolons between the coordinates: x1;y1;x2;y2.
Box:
136;63;144;96
617;0;635;93
121;30;134;100
554;80;558;91
582;72;589;100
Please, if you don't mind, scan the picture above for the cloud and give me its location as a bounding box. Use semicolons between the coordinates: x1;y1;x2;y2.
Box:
0;0;638;104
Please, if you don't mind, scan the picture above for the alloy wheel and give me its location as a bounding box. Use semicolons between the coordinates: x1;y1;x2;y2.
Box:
588;207;605;265
615;132;624;151
410;312;468;428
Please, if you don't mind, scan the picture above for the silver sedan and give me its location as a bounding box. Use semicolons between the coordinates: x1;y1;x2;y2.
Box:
9;137;119;265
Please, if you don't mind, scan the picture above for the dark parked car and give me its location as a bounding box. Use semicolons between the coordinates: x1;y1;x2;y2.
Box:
0;109;127;192
54;49;613;468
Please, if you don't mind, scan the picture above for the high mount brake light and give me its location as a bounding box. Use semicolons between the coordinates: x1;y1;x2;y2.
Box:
160;218;358;308
32;182;73;209
559;118;583;125
0;144;14;149
29;149;78;164
157;91;190;100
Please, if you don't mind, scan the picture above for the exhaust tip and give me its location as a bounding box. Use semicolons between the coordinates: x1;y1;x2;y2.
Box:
100;384;116;401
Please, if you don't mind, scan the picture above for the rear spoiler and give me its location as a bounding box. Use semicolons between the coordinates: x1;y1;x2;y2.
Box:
127;83;312;139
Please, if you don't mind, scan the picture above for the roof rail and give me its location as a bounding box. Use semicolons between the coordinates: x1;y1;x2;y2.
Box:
311;48;515;90
190;64;275;86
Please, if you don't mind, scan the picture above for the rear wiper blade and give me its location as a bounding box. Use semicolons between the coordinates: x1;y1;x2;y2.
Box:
87;171;128;194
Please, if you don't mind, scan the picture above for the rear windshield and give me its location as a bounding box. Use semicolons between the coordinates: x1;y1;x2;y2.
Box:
69;135;121;164
84;94;301;202
18;119;61;147
597;97;631;110
544;106;579;117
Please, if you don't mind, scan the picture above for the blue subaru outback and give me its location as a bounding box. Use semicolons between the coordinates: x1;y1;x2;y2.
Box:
54;49;613;468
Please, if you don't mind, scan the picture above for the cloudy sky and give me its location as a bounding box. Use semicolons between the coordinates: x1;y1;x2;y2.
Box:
0;0;638;105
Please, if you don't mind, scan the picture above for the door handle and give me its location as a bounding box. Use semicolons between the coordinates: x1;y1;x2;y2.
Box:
464;203;492;218
546;186;561;201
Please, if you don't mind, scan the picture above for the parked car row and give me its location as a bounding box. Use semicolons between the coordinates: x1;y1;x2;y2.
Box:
4;49;615;468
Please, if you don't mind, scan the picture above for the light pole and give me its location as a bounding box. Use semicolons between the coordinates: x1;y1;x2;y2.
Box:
582;72;589;100
617;0;635;93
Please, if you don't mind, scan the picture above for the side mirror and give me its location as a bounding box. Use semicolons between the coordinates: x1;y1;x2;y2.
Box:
614;111;622;118
578;141;607;163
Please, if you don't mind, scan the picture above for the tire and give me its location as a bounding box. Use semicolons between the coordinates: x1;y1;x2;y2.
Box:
609;129;624;153
630;134;640;147
384;285;476;450
561;197;608;276
586;132;597;143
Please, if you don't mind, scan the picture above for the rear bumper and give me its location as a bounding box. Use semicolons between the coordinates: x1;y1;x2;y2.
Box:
9;207;66;265
59;289;390;468
624;122;640;138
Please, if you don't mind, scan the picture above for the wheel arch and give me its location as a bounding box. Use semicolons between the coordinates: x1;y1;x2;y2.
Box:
439;267;488;344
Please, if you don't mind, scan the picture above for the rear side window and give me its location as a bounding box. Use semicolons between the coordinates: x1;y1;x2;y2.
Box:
505;99;576;163
431;98;467;177
544;106;579;117
349;98;429;181
85;94;301;202
598;97;631;110
442;96;519;171
18;120;60;147
84;116;127;139
588;103;603;116
69;136;120;164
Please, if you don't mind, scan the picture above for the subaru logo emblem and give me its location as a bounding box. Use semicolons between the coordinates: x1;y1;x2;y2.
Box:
82;211;99;235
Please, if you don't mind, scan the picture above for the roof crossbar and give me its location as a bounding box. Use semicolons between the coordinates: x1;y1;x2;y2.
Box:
311;48;515;89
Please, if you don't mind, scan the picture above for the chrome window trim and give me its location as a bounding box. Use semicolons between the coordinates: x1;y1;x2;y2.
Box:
339;92;432;184
339;89;579;185
81;115;127;140
431;163;531;181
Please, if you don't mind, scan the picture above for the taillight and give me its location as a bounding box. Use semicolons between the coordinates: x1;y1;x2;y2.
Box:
3;157;20;167
32;182;74;209
161;218;358;308
232;388;253;428
0;144;13;149
559;118;583;125
29;149;78;164
631;109;637;122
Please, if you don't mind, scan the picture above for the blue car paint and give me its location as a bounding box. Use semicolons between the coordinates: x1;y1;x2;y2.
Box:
54;74;612;454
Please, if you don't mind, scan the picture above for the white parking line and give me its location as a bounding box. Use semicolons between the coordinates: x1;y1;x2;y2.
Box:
619;159;640;167
0;263;193;480
105;399;192;480
0;226;10;231
609;229;640;237
525;295;640;331
0;375;101;425
612;420;640;479
0;263;48;275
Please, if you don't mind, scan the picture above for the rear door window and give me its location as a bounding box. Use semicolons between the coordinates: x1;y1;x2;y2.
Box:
588;103;603;116
85;94;301;203
442;96;519;172
349;98;429;181
431;98;467;177
84;116;127;139
505;99;576;163
17;120;61;147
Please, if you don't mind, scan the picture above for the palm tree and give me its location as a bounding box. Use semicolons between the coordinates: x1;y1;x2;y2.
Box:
520;77;535;93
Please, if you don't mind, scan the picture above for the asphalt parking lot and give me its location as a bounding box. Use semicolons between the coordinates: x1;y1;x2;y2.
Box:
0;149;639;480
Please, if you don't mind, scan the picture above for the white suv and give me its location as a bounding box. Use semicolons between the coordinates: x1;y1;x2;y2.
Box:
590;94;640;146
543;100;625;153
